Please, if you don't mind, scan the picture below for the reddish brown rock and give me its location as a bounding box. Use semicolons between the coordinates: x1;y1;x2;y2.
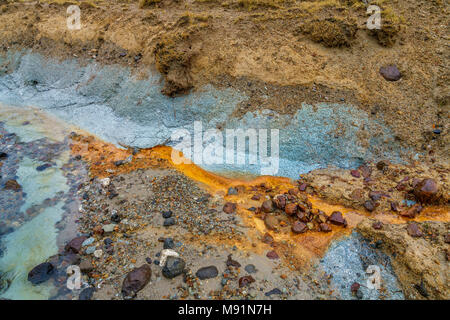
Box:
266;250;279;259
350;170;360;178
298;183;308;191
413;178;439;203
122;264;152;298
284;203;297;215
390;201;400;212
226;254;241;267
223;202;237;214
372;221;383;230
65;236;87;254
369;191;385;201
288;188;299;196
93;225;104;235
350;282;360;293
406;223;423;238
262;233;274;245
445;234;450;244
359;165;372;178
350;189;365;202
296;211;309;222
238;275;255;287
261;200;274;213
328;211;347;227
379;65;402;81
319;223;332;233
292;221;308;234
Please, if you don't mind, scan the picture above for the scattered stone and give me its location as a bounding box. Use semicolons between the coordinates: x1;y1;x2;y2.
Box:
414;281;429;298
292;221;307;234
265;288;282;296
363;200;376;212
0;152;7;160
85;246;96;255
145;257;152;264
79;260;93;274
226;254;241;267
350;282;360;294
266;250;279;259
223;202;236;214
399;204;423;218
99;178;110;187
407;223;423;238
111;212;121;223
238;275;255;287
359;165;372;178
369;191;384;201
196;266;218;280
244;264;257;274
4;179;21;192
160;249;179;266
122;264;152;298
227;187;238;195
445;234;450;244
376;161;388;171
298;183;307;191
350;170;360;178
264;215;278;230
36;163;52;172
28;262;55;285
104;238;113;246
162;257;185;279
390;201;400;212
93;225;104;235
262;233;274;245
284;203;297;215
413;178;439;203
62;253;81;265
79;287;95;300
251;194;261;200
65;236;87;254
162;210;172;218
102;224;116;234
163;217;176;226
261;200;274;213
380;65;402;81
319;223;332;232
328;211;348;227
372;221;383;230
82;237;95;247
163;238;175;249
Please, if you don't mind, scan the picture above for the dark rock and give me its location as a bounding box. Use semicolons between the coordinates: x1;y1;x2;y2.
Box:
445;234;450;244
244;264;257;274
4;180;21;192
196;266;218;280
154;260;160;266
162;210;172;218
122;264;152;298
223;202;236;214
226;254;241;267
0;152;7;160
390;201;400;212
433;129;441;134
363;200;376;212
266;250;279;259
79;287;95;300
227;187;238;195
238;275;255;287
407;223;423;237
298;183;307;191
274;195;287;209
328;211;348;227
36;163;52;172
103;238;113;246
413;178;439;203
350;170;360;178
369;191;384;201
292;221;307;234
162;257;185;279
265;288;282;296
296;211;309;223
261;200;274;213
145;257;152;264
359;165;372;178
65;236;87;254
62;253;81;265
163;217;176;226
380;65;402;81
28;262;55;285
251;194;261;200
163;238;175;249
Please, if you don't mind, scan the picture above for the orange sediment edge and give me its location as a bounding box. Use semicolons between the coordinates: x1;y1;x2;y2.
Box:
70;134;450;267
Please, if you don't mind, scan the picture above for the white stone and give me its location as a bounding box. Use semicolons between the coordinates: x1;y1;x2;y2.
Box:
100;178;110;187
160;249;179;266
94;249;103;258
